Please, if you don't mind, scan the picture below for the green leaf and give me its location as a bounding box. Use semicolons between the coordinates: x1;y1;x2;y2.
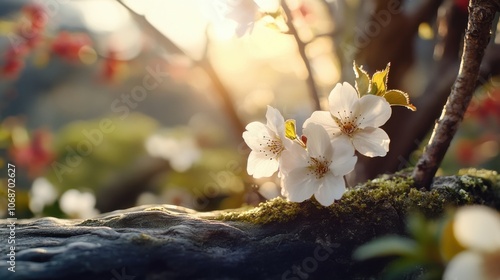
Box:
353;236;419;261
381;257;427;280
384;90;417;111
353;61;371;96
370;63;390;96
284;119;297;140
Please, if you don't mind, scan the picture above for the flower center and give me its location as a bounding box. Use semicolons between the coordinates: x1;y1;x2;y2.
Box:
484;251;500;279
333;110;364;137
259;136;284;160
308;156;331;179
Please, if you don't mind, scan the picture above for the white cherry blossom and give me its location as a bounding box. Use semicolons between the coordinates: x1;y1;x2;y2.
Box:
243;105;291;178
280;123;357;206
304;82;392;157
200;0;281;37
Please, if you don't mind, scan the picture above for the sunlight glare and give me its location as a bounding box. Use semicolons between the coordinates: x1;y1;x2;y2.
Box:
146;0;208;60
77;1;131;33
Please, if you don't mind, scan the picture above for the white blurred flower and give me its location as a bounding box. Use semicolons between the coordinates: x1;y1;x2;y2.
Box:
280;123;357;206
243;105;291;178
443;206;500;280
304;82;391;157
145;131;201;172
59;189;99;219
200;0;281;37
29;177;58;214
258;181;281;200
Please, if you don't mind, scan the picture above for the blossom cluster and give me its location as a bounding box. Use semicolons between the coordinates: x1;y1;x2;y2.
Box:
200;0;283;37
243;82;393;206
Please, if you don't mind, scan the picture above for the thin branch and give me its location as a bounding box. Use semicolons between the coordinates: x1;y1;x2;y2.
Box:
412;0;499;190
116;0;246;137
197;57;246;136
117;1;185;55
303;30;339;45
281;1;322;111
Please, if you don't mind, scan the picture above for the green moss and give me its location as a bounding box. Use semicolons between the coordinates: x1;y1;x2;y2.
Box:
219;197;304;224
218;170;500;225
458;168;499;188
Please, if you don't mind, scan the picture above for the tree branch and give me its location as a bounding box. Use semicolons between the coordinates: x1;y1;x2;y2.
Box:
412;0;499;189
281;1;322;111
116;0;246;137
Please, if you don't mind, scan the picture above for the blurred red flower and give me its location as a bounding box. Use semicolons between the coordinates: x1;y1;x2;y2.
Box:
1;57;25;78
9;129;55;178
101;50;124;82
51;32;92;62
22;3;47;32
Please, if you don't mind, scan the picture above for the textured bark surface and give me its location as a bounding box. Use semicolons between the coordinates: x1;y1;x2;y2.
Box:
412;0;500;189
1;172;499;280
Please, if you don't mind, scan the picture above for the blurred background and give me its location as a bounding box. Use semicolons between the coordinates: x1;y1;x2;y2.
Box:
0;0;499;219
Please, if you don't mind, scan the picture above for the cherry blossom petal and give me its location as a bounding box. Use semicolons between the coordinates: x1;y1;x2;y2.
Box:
280;142;308;175
265;105;285;138
314;175;345;206
247;151;279;178
443;251;487;280
331;135;355;157
303;111;340;136
242;122;269;149
281;168;316;203
356;95;391;129
352;127;390;157
453;206;500;252
303;123;332;159
329;141;357;176
328;82;359;118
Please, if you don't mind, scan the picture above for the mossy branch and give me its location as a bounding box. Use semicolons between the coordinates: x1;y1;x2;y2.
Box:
412;0;500;190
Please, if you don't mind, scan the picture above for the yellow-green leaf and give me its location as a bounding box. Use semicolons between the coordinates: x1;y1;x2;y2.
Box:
384;90;417;111
285;119;297;140
353;61;370;96
370;63;390;96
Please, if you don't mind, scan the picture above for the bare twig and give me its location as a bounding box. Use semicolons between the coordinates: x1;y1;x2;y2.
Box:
281;1;321;111
116;0;246;137
412;0;500;189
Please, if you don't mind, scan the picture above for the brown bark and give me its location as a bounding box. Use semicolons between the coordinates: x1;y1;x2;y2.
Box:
412;0;500;189
349;0;465;185
282;2;322;111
